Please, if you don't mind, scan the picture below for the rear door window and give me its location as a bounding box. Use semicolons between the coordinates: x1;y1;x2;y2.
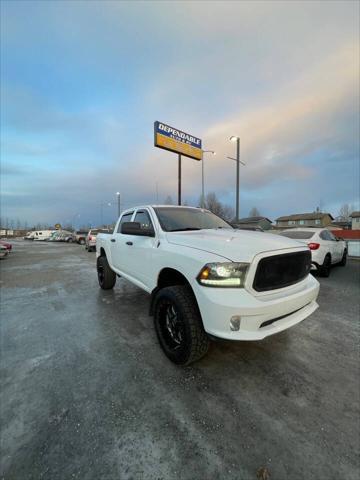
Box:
320;230;332;241
280;231;315;239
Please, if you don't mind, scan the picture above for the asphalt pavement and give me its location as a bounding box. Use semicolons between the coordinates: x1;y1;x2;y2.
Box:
0;240;359;480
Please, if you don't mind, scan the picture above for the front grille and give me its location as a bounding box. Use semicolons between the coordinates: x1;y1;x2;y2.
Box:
253;251;311;292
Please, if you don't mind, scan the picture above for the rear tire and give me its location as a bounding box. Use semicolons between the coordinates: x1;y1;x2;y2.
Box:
97;255;116;290
153;285;210;365
339;250;347;266
319;254;331;277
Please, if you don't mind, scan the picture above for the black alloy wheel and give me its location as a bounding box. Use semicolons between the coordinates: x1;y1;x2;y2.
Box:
97;255;116;289
157;300;185;352
153;286;210;365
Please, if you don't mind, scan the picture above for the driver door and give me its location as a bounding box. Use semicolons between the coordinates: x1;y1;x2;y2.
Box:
127;209;157;290
110;211;134;274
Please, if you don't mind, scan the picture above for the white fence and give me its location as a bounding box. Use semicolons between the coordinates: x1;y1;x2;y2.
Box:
348;241;360;258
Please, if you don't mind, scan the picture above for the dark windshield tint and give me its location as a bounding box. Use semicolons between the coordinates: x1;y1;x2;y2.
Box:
280;231;315;239
154;207;232;232
91;229;109;235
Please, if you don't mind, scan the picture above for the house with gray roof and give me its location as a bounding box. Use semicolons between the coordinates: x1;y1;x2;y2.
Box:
233;216;272;231
275;212;334;229
350;211;360;230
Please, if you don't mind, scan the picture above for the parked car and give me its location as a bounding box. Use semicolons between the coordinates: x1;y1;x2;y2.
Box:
75;230;88;245
0;240;12;251
279;228;347;277
96;206;320;365
233;225;264;232
86;229;110;252
31;230;57;241
0;244;9;258
24;232;35;240
47;231;74;242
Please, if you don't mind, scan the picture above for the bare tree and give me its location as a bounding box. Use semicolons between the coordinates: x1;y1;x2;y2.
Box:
249;207;261;217
164;195;174;205
337;203;353;221
202;192;234;221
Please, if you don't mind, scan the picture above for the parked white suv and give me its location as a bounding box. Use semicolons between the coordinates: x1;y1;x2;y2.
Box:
96;206;320;365
279;228;347;277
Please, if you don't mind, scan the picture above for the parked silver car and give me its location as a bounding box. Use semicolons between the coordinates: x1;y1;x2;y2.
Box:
85;229;110;252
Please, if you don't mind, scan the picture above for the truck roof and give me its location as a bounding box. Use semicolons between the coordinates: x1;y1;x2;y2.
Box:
123;205;204;211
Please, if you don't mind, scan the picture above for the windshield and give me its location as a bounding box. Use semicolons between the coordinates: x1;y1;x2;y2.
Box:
154;207;233;232
280;231;315;239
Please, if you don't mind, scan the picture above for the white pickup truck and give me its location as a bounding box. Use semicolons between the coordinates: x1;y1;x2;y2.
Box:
97;206;320;365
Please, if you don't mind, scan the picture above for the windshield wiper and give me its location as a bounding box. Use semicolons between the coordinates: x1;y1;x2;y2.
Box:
169;228;202;232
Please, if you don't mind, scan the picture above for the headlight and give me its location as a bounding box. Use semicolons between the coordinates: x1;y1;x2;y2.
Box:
197;262;249;287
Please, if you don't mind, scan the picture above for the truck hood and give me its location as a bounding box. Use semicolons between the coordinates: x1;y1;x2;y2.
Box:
166;229;307;262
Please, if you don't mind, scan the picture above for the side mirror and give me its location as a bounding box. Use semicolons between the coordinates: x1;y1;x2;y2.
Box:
120;222;155;237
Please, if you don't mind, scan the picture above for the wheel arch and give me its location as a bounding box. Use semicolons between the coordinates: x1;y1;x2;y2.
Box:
149;267;198;316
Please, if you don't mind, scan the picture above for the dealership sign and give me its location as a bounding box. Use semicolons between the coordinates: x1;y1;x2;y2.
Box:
154;121;202;161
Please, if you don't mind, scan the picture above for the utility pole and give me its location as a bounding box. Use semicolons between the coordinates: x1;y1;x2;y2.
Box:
228;136;244;222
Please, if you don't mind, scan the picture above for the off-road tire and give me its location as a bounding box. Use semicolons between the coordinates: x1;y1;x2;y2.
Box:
319;254;331;277
153;285;210;365
97;255;116;290
339;250;347;267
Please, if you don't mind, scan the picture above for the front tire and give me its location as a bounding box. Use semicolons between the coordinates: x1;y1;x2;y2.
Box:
97;255;116;289
153;286;210;365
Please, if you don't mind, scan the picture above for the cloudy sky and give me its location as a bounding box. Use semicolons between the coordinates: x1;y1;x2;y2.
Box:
1;0;359;227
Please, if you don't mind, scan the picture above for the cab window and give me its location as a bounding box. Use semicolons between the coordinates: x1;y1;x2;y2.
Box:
134;210;153;230
117;212;133;233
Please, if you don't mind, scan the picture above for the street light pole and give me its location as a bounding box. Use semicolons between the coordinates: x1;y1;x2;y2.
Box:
236;138;240;221
116;192;120;218
201;150;216;208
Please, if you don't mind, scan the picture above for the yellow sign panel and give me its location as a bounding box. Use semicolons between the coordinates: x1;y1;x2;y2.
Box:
156;132;202;160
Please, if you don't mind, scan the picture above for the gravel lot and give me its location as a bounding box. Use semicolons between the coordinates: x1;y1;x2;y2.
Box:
1;240;359;480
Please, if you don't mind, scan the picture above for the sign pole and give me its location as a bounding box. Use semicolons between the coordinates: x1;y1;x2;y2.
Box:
178;154;182;205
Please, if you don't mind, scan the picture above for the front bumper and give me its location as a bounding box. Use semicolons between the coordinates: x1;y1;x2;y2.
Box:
194;274;319;341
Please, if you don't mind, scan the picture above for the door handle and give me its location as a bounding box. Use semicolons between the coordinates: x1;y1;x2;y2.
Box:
126;241;133;246
111;239;116;243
